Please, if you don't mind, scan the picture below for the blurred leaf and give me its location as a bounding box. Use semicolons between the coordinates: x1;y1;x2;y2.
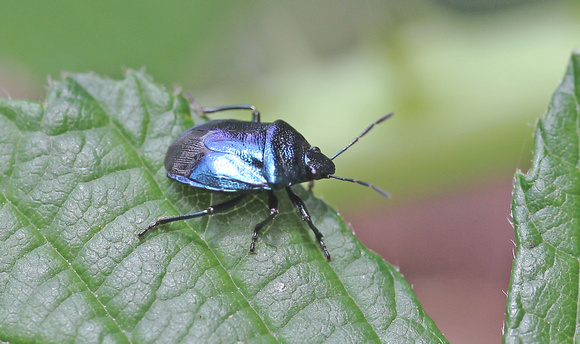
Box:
505;54;580;342
0;71;447;343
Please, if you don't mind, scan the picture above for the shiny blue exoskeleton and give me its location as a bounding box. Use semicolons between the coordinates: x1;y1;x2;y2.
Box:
139;98;392;260
165;119;334;192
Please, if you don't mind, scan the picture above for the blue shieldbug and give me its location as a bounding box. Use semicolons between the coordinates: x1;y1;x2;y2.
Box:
139;97;392;260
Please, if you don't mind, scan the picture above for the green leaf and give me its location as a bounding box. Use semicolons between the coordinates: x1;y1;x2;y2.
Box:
505;54;580;343
0;71;447;343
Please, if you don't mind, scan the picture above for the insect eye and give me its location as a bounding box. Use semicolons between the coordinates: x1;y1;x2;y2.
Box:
310;165;318;177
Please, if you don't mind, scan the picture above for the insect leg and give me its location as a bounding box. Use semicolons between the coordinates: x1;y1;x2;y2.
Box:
285;187;331;261
138;194;247;238
187;94;261;122
249;191;279;253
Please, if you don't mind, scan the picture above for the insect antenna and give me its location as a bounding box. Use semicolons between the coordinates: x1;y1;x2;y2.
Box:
330;112;393;160
328;175;391;199
328;112;393;199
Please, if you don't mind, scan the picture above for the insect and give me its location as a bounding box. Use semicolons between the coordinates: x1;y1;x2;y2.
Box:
139;97;392;260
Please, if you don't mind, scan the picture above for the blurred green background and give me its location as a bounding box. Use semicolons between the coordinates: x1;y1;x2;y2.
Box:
2;0;577;208
1;1;579;342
